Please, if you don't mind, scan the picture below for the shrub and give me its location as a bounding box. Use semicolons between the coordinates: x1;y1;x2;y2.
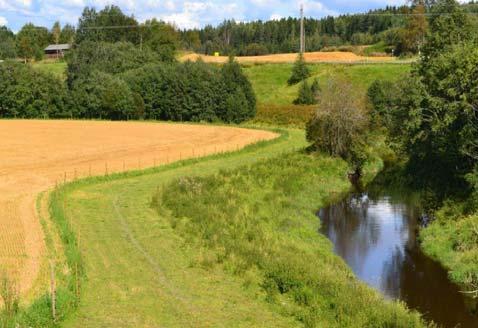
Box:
70;70;137;120
66;41;160;86
288;53;310;85
293;80;316;105
220;56;256;122
0;61;68;118
122;58;256;123
306;77;369;171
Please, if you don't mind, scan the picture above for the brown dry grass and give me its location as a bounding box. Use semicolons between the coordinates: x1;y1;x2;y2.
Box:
180;51;395;64
0;120;277;296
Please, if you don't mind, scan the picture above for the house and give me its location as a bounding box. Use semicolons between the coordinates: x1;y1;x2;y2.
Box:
44;44;71;59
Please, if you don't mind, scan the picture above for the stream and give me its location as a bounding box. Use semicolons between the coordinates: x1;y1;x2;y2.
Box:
318;184;478;327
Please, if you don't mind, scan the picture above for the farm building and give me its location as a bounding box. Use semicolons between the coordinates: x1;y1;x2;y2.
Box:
44;44;71;59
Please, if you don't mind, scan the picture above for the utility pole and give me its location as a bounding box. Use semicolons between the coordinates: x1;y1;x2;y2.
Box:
300;4;305;54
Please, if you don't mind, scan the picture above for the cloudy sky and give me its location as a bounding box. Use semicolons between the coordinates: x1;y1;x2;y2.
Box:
0;0;406;32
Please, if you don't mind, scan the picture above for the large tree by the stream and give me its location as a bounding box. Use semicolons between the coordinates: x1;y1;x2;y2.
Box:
370;0;478;194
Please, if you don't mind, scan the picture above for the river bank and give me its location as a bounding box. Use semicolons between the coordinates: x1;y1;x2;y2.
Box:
319;181;478;327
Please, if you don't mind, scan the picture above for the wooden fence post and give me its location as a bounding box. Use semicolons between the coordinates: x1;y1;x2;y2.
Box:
50;262;56;322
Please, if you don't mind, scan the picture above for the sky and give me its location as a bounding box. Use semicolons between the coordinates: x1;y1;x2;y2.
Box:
0;0;407;32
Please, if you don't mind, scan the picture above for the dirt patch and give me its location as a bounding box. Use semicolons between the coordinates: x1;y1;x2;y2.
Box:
0;120;277;295
180;51;395;64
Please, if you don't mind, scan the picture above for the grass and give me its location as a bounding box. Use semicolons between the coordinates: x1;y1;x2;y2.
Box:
251;104;315;128
155;151;427;327
16;126;427;327
31;60;67;79
243;62;411;106
420;209;478;296
51;128;305;327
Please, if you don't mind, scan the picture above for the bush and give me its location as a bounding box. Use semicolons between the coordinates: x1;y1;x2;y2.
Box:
306;77;369;171
293;80;316;105
66;41;160;86
70;70;137;120
0;61;68;118
288;53;310;85
122;59;256;123
220;56;256;122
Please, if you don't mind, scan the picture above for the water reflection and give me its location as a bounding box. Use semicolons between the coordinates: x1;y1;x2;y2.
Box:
319;189;478;328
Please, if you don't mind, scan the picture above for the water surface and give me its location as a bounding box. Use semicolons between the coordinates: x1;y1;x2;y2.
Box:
318;186;478;327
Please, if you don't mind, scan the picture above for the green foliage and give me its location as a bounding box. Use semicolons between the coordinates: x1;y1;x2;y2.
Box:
367;79;398;127
306;78;369;171
421;211;478;296
141;19;179;62
122;59;256;123
288;53;310;85
0;61;68;118
293;80;316;105
76;6;139;44
0;27;16;59
243;43;269;56
75;6;179;60
59;24;76;44
155;152;427;327
420;0;475;62
220;57;257;122
16;23;50;61
66;41;160;86
189;6;412;55
70;70;137;120
368;2;478;192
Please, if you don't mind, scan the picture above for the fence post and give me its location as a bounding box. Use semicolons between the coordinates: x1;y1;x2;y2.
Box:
50;262;56;322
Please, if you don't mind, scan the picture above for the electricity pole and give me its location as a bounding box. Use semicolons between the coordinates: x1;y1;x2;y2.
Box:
300;4;305;54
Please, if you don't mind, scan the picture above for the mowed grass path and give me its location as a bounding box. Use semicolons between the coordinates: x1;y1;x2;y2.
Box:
60;129;306;327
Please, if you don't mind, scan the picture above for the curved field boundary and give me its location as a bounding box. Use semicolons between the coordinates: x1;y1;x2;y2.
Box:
38;128;304;327
0;120;277;301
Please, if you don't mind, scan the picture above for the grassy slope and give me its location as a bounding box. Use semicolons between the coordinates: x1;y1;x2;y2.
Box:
244;63;411;106
48;128;427;327
420;211;478;294
156;152;426;327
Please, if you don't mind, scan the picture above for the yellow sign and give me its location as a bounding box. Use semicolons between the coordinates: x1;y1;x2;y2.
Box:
214;52;220;57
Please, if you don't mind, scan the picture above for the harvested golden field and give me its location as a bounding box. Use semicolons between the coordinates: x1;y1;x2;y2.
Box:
0;120;277;295
180;51;395;64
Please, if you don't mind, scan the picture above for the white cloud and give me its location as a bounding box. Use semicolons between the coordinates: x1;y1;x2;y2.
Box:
270;13;283;20
0;16;7;26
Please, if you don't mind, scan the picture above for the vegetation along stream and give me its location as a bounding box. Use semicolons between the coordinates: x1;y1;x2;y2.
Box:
318;182;478;328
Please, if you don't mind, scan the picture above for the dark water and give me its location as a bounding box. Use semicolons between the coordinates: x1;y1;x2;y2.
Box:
318;186;478;328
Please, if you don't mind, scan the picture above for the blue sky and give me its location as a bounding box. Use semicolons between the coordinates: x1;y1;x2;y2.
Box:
0;0;406;32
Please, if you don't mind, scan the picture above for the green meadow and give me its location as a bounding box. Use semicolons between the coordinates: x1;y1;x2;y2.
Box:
44;129;426;327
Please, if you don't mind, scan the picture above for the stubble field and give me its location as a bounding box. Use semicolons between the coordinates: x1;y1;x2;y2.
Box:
0;120;277;295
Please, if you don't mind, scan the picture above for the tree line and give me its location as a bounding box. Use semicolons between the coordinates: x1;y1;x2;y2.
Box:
2;1;478;62
0;5;180;62
0;4;256;123
187;1;478;56
0;41;255;123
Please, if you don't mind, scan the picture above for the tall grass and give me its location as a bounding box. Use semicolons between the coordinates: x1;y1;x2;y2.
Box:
1;184;83;327
251;104;315;127
154;151;429;327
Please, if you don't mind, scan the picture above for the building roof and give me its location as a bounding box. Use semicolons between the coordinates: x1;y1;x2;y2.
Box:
44;44;71;51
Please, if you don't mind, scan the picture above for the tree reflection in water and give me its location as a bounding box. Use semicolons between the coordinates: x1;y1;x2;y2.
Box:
318;188;478;328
